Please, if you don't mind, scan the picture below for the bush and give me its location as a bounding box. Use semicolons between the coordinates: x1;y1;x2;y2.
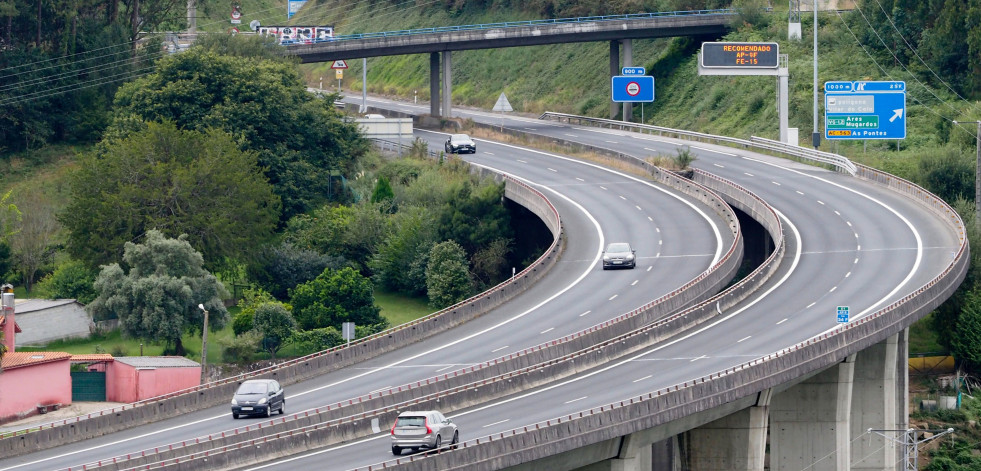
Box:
426;240;473;309
219;331;261;363
232;311;255;336
289;327;343;353
33;259;98;304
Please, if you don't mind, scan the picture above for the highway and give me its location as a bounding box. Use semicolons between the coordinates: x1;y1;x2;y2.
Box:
229;96;962;470
0;121;732;470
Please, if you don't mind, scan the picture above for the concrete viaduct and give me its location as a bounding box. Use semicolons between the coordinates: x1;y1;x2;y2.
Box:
285;11;734;120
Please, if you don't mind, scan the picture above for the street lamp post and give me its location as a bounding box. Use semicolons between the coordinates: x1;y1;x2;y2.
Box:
953;120;981;225
198;304;209;383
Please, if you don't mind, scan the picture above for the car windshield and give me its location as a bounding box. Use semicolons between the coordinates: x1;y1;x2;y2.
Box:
395;416;426;427
237;382;268;395
606;243;631;253
451;134;470;142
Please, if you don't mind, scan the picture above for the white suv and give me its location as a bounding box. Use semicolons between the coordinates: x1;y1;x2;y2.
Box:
390;410;459;455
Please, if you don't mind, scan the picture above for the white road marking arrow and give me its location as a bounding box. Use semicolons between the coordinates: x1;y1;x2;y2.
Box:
890;108;904;122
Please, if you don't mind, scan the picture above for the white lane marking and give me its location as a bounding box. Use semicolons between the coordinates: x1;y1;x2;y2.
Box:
633;375;652;383
605;140;618;144
644;147;659;152
737;336;752;343
517;159;527;163
547;168;557;172
635;205;642;211
777;318;788;325
485;152;495;156
744;172;754;177
829;286;837;293
540;327;554;334
564;133;577;137
483;419;510;428
435;365;456;372
847;221;852;227
656;228;661;233
619;195;627;200
648;216;653;221
806;302;816;308
609;294;618;301
646;266;652;272
579;310;592;317
690;355;708;362
796;191;805;195
835;210;841;216
713;163;725;168
600;186;608;190
564;396;588;404
631;280;638;286
575;177;585;182
688;145;736;156
369;386;392;394
491;346;509;353
845;272;851;278
818;200;825;205
772;181;781;186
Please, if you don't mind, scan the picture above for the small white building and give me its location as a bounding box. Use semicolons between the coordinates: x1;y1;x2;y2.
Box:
14;299;91;346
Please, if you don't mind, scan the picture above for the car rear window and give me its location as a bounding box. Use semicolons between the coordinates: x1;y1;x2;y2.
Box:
395;416;426;427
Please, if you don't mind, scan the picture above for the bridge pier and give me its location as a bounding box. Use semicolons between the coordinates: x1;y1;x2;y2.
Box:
771;355;855;471
622;39;632;122
682;389;770;470
610;40;619;119
442;50;453;118
577;433;653;471
851;332;902;470
430;53;440;117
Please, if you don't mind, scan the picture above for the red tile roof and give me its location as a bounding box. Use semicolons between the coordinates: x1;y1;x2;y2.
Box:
70;354;114;362
1;351;71;370
0;314;22;333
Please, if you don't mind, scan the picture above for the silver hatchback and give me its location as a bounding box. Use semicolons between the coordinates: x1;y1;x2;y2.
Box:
391;410;459;455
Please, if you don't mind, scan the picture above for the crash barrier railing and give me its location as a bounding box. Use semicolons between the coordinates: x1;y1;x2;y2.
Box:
60;167;781;471
0;174;562;455
539;112;858;176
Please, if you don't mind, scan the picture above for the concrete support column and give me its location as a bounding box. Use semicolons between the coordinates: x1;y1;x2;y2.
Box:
771;356;855;471
851;334;899;471
651;437;678;471
685;389;771;470
578;433;652;471
622;39;633;122
442;50;452;118
610;40;619;119
430;52;440;117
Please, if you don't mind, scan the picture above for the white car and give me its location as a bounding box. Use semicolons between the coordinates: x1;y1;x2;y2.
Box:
445;134;476;154
391;410;459;454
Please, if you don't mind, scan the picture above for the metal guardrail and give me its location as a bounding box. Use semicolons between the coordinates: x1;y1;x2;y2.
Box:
539;112;858;176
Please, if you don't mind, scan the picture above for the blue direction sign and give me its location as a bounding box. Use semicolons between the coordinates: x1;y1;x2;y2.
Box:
836;306;850;323
622;67;646;75
825;81;906;140
612;75;654;103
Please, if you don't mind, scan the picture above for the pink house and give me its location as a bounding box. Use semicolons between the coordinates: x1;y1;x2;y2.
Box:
0;351;72;423
105;357;202;403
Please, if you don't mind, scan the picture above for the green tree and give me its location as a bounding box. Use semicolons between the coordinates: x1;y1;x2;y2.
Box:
232;287;278;335
437;180;512;256
33;259;98;304
370;208;436;296
426;240;473;309
109;45;369;220
951;287;981;371
60;121;280;269
252;302;297;359
290;266;384;330
371;176;395;204
250;242;346;300
86;230;229;355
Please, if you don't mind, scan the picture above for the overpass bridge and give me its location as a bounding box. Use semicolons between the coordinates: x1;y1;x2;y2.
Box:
286;10;735;119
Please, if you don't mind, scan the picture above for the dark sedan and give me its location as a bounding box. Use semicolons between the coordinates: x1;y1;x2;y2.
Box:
231;379;285;418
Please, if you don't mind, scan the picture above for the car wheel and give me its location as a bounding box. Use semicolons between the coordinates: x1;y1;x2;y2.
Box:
434;434;442;449
392;446;402;455
232;412;239;419
451;431;459;445
279;400;286;415
264;407;271;418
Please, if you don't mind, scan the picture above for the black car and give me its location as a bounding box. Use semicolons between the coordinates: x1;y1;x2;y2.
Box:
445;134;476;154
231;379;285;418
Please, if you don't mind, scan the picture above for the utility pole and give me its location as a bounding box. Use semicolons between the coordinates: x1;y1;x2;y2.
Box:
812;0;820;149
870;427;954;470
198;304;209;383
953;120;981;226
